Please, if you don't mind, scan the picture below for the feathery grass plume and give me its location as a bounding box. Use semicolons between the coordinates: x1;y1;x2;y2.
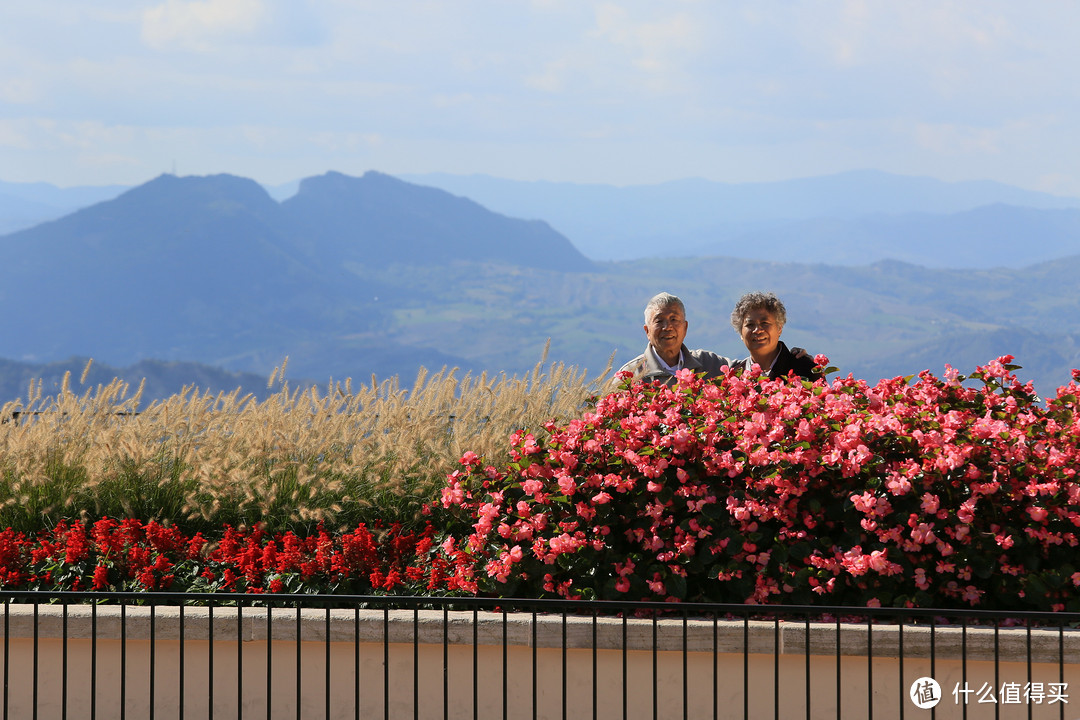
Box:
80;358;93;385
0;355;611;534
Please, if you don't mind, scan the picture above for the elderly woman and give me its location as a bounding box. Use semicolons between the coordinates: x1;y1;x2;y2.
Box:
730;291;820;381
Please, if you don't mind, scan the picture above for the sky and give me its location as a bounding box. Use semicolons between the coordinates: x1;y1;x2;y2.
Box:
2;1;1079;194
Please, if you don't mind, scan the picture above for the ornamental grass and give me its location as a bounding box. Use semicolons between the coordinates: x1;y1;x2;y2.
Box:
0;354;611;536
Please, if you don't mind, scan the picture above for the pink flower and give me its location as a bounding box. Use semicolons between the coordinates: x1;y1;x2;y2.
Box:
920;493;940;515
911;523;936;545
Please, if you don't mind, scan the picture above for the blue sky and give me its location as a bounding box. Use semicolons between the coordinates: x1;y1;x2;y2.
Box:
2;1;1078;194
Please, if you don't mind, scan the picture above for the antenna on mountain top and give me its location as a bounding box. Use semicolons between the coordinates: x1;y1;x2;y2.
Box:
171;160;177;176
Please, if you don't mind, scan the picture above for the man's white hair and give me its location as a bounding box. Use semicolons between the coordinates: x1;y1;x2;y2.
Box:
644;292;685;322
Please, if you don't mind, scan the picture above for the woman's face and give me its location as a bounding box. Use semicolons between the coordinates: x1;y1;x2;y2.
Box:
739;307;782;361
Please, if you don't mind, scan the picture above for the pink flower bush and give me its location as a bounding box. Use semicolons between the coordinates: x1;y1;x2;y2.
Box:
437;358;1080;610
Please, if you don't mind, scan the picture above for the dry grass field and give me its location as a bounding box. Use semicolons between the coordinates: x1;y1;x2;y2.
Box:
0;355;611;534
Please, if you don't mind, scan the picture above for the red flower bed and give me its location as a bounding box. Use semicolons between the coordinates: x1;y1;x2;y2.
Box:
0;517;474;595
438;357;1080;610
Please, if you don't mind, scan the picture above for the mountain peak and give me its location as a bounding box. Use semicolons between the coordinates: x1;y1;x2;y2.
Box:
121;173;276;208
283;171;593;271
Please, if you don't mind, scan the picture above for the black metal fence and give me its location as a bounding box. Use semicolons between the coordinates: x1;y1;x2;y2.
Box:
2;591;1078;719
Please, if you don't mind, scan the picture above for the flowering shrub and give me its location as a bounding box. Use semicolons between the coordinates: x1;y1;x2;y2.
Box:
438;357;1080;610
5;357;1080;612
0;517;474;595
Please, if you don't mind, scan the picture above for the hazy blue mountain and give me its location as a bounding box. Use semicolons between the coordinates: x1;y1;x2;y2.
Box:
0;192;59;235
401;170;1080;262
0;180;127;234
0;173;351;370
678;204;1080;268
280;171;593;272
0;356;277;405
0;171;585;381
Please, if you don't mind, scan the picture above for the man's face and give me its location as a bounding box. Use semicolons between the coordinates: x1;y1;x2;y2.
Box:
644;304;688;361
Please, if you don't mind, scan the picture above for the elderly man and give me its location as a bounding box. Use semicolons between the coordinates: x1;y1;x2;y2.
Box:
615;292;734;386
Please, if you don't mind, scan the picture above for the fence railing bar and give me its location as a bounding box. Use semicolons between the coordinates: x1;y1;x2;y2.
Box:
120;603;126;720
443;606;449;720
180;603;186;720
712;615;718;720
472;606;478;720
267;604;273;720
236;602;243;720
1059;622;1065;720
91;601;97;720
1027;623;1033;720
774;616;780;720
3;599;9;720
62;601;68;720
592;608;598;720
412;606;419;720
354;607;360;720
834;616;840;720
682;610;688;720
561;609;567;720
745;615;750;720
502;610;508;720
652;613;658;720
930;620;938;720
621;613;627;720
383;606;389;720
804;612;811;720
898;616;904;720
326;606;332;720
296;605;303;720
150;603;156;720
963;617;972;720
32;603;38;720
867;614;873;720
208;604;214;720
532;607;538;720
994;619;1001;720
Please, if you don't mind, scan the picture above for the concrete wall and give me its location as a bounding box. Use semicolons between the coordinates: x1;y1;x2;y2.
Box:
1;603;1078;719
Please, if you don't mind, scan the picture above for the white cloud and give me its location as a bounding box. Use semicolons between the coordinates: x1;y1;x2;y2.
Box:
2;0;1080;192
141;0;267;50
0;120;33;150
0;77;39;105
592;3;701;75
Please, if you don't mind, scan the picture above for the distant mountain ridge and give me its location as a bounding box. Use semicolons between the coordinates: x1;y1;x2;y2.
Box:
0;170;588;380
5;169;1079;268
403;170;1080;264
0;357;276;405
0;179;127;235
281;171;590;272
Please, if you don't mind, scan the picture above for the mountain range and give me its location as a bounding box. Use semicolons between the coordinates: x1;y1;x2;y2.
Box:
403;170;1080;266
0;357;274;406
0;169;1077;401
8;169;1080;267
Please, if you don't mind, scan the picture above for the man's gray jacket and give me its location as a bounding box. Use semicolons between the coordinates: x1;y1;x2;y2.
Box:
613;344;733;387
